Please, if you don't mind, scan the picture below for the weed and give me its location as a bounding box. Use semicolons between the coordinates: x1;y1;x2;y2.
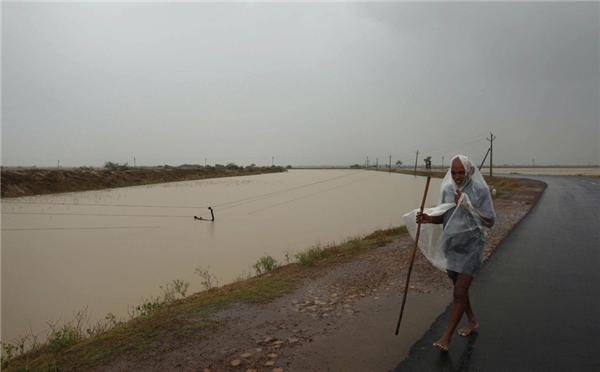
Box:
132;297;162;317
47;325;81;353
253;256;278;275
195;266;219;290
283;251;292;264
295;244;331;266
345;238;363;251
1;342;15;368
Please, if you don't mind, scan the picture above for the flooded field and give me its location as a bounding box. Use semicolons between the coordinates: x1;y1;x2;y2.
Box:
1;169;441;343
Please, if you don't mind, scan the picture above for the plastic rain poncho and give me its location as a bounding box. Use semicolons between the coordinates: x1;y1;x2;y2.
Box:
403;155;496;275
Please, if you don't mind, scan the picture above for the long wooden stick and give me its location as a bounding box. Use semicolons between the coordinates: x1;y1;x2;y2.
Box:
395;175;431;335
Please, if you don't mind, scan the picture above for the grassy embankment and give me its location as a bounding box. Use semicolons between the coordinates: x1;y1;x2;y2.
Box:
0;164;287;198
1;227;407;371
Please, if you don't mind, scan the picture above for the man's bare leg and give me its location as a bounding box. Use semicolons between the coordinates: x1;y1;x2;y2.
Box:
433;273;474;351
458;295;479;336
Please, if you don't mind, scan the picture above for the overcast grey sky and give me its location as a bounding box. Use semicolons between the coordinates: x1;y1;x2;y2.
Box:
2;1;599;167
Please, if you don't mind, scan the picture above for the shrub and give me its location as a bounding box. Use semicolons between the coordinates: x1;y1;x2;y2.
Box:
103;161;129;170
253;255;278;275
47;325;81;353
295;244;331;266
133;297;162;317
195;266;219;290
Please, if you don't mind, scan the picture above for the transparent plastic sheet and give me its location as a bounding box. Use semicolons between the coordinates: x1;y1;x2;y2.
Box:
402;155;496;274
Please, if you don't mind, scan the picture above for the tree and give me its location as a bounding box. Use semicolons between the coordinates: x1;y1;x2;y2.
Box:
104;161;129;171
395;160;403;167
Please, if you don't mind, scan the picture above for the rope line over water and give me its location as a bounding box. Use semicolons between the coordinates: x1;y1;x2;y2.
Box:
2;226;161;231
1;201;209;209
1;171;369;224
246;175;371;215
214;171;363;212
2;172;359;217
2;212;191;218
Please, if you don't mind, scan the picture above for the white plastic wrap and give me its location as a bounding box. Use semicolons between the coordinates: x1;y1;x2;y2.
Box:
403;155;496;274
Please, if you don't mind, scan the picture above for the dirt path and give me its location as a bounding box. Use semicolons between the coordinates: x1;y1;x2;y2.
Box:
98;179;545;372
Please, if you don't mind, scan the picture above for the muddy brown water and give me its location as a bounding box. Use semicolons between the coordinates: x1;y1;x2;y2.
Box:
1;169;442;344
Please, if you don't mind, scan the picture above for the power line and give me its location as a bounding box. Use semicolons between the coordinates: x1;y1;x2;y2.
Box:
214;171;362;211
1;201;209;209
2;226;160;231
246;174;371;215
2;212;191;218
1;172;365;218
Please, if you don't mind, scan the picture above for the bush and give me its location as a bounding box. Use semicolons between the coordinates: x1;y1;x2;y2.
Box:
47;325;81;352
103;161;129;171
195;266;219;290
253;256;278;275
133;297;162;317
295;245;331;266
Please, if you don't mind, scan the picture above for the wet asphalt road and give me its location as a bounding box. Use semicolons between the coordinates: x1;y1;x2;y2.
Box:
394;176;600;371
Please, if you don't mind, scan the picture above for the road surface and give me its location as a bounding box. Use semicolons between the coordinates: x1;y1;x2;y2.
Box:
395;176;600;371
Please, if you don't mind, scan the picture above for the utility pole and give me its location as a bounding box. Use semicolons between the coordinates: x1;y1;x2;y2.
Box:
272;156;274;167
134;156;136;168
389;155;392;173
204;158;207;167
414;150;419;173
487;131;496;177
57;160;60;169
367;156;369;168
442;156;444;169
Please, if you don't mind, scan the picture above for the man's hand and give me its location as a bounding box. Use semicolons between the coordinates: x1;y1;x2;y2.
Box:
416;211;430;224
454;190;462;204
416;211;444;224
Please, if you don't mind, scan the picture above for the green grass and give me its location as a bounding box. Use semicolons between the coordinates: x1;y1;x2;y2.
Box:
295;244;333;266
252;255;278;275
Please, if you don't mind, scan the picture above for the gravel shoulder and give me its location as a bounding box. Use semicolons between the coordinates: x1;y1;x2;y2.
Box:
96;178;545;372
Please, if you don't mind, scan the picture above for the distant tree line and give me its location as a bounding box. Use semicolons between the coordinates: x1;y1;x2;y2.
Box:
103;162;287;171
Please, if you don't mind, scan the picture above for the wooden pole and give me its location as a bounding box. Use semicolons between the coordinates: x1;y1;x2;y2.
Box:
414;150;419;174
395;174;431;335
